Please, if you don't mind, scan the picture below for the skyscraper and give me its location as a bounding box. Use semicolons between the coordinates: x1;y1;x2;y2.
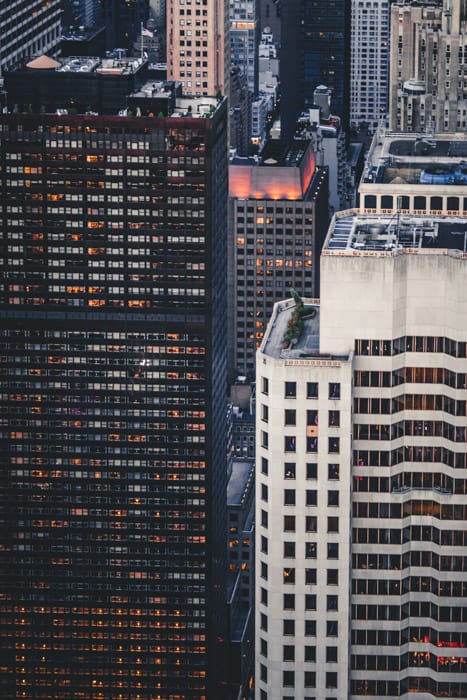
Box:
167;0;230;96
0;57;228;699
389;0;467;132
350;0;390;132
280;0;351;138
229;0;259;96
0;0;62;78
256;210;467;699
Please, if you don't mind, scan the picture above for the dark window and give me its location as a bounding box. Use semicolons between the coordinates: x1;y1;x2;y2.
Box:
285;409;296;425
304;671;316;687
328;410;340;426
261;561;268;579
284;541;295;558
261;457;268;474
307;436;318;452
306;463;317;479
283;645;295;661
305;619;316;636
261;510;268;527
283;670;295;687
305;568;317;585
284;515;295;531
305;542;317;558
284;462;296;479
328;490;339;506
329;383;340;399
260;638;267;656
261;535;268;553
285;381;296;398
307;409;318;425
327;620;338;636
327;542;339;559
327;595;338;611
326;672;338;688
261;613;268;631
305;594;316;610
327;569;338;585
307;382;318;398
306;516;317;532
262;431;268;448
260;587;268;605
328;516;339;532
260;663;267;682
262;376;269;394
285;435;296;452
284;489;296;505
305;646;316;662
328;463;339;480
283;593;295;610
283;619;295;635
261;404;269;422
306;490;317;506
261;483;268;501
328;437;339;453
326;647;338;663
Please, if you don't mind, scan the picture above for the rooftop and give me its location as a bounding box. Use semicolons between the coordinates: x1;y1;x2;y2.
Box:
362;129;467;187
324;211;467;255
227;459;254;507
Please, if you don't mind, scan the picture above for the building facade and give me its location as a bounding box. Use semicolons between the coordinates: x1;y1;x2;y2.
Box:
280;0;351;138
0;59;229;699
389;0;467;133
256;211;467;699
0;0;62;79
230;0;259;96
167;0;230;96
350;0;390;132
228;140;329;378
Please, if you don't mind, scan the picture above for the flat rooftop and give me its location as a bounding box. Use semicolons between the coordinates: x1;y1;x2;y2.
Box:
363;130;467;186
324;212;467;254
227;459;254;507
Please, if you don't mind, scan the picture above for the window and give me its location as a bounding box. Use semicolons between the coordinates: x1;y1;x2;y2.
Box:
307;382;318;398
262;404;269;422
328;438;339;453
284;489;295;505
284;462;296;479
261;457;268;474
260;587;268;605
262;376;269;394
285;409;296;425
305;620;316;636
284;541;296;558
261;536;268;553
304;671;316;687
307;409;318;425
283;593;295;610
328;463;339;480
328;490;339;506
327;620;338;636
327;595;338;611
328;516;339;532
306;516;317;532
305;594;316;610
285;381;296;398
327;542;339;559
306;463;317;479
283;670;295;687
326;672;338;689
283;619;295;635
261;483;268;501
329;410;340;426
306;490;317;506
327;569;338;585
261;562;268;580
283;567;295;584
260;638;268;657
305;568;317;584
285;436;296;452
261;613;268;631
307;436;318;452
329;383;340;399
305;646;316;662
283;645;295;661
305;542;317;558
326;647;338;663
260;664;267;682
261;510;268;527
262;431;269;448
284;515;296;531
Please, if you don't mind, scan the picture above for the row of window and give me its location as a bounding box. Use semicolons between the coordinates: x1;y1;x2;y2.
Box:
352;679;467;697
352;602;467;621
354;393;467;416
353;551;467;572
263;407;339;427
354;445;467;468
355;336;467;358
353;525;467;547
261;565;339;586
261;485;340;508
353;576;467;598
352;500;467;520
262;433;340;454
354;472;467;495
261;378;337;399
355;419;467;442
351;626;467;648
355;366;467;389
259;668;337;689
353;652;467;672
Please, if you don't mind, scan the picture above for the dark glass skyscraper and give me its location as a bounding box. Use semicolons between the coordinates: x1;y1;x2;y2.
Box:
0;58;228;699
280;0;350;137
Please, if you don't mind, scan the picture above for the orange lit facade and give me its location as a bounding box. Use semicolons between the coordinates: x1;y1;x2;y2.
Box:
0;86;229;697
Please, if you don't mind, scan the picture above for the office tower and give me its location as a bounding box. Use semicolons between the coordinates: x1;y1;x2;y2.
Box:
167;0;230;96
0;58;228;699
358;130;467;214
0;0;62;78
102;0;149;53
350;0;390;132
230;0;259;96
389;0;466;133
280;0;351;138
256;210;467;700
62;0;102;28
228;140;329;377
229;65;252;157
